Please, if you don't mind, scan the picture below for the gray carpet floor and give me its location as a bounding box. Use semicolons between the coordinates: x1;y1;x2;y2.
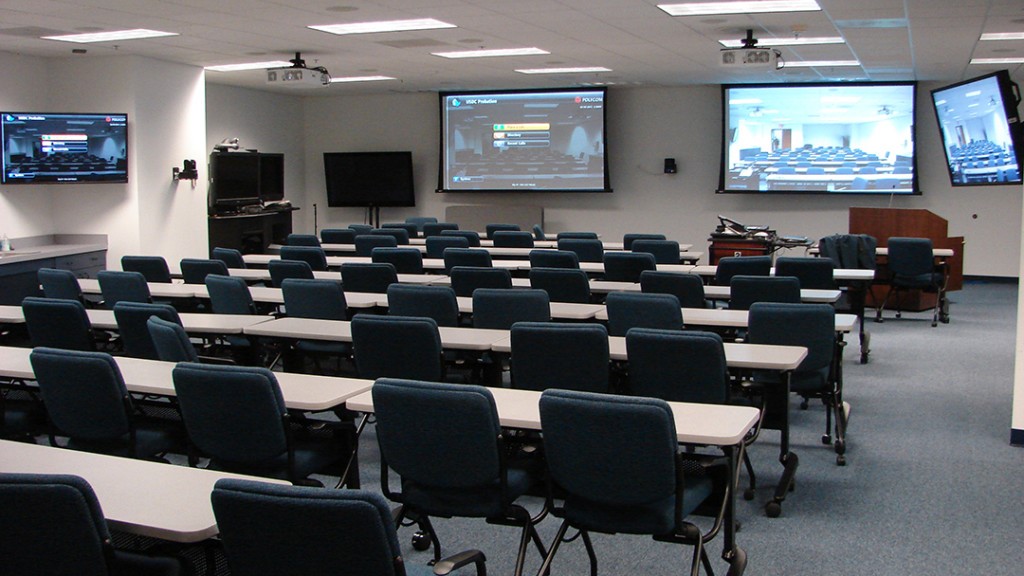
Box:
349;280;1024;576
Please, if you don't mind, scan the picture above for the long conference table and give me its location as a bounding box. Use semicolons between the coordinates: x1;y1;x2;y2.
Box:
275;241;702;262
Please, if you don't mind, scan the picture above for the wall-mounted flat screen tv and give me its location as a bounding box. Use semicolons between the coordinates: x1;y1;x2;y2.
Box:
437;87;611;193
1;112;128;184
931;70;1022;187
324;151;415;207
718;82;919;195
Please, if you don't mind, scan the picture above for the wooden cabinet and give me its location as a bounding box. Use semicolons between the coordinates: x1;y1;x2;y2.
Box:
708;237;772;265
207;208;296;256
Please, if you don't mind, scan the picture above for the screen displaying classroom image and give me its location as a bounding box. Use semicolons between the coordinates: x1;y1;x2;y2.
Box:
1;112;128;184
719;82;919;195
438;88;610;193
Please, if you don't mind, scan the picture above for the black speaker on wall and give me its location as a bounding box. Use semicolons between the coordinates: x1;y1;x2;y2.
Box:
664;158;677;174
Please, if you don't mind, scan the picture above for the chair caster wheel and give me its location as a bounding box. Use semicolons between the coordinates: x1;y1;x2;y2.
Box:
821;434;832;445
743;488;755;501
860;353;869;364
835;439;846;456
765;501;782;518
411;530;432;551
836;454;846;466
799;400;808;410
726;545;747;576
895;311;902;318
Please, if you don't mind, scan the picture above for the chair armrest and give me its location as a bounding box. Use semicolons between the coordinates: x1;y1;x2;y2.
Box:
433;549;487;576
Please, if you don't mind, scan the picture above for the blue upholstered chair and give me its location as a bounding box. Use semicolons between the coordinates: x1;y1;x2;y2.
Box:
556;231;599;240
423;222;460;237
425;235;470;258
528;249;579;269
532;224;546;240
485;223;520;238
492;230;535;248
97;270;152;308
603;251;656;283
537;389;720;576
386;284;459;327
510;322;610;393
370;227;411;245
319;228;356;244
640;270;708;309
348;223;373;235
442;248;492;273
383;222;421;239
354;234;398;256
22;296;96;351
147;316;200;363
112;301;182;360
29;347;182;459
280;278;349;370
351;315;445;382
626;328;729;405
440;229;481;247
622;232;666;250
279;246;328;272
205;274;260;363
776;256;837;290
728;275;801;311
211;479;487;576
529;267;591;303
449;266;512;297
631;239;681;264
405;216;439;232
877;237;948;326
180;258;229;285
557;238;603;262
172;362;343;484
340;262;398;294
286;233;321;246
38;267;85;302
371;247;424;274
472;288;551;330
372;378;547;573
212;247;246;269
121;255;172;283
0;473;183;575
712;255;771;286
604;292;682;336
268;258;314;287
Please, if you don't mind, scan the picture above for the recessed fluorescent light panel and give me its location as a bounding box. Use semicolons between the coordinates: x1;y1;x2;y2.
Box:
719;36;843;48
980;32;1024;41
205;61;292;72
43;29;179;43
659;1;820;16
784;60;860;68
970;57;1024;65
515;67;612;74
329;75;397;83
432;47;549;59
309;18;456;35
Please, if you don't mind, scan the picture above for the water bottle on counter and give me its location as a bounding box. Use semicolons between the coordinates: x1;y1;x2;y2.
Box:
0;234;10;252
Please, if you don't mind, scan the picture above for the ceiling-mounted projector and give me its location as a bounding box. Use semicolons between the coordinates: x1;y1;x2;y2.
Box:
267;52;331;88
720;30;782;70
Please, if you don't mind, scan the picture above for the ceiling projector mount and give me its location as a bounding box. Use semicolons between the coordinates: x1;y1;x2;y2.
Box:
267;52;331;88
720;30;783;70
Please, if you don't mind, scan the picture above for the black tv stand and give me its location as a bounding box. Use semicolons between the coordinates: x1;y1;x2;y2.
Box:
208;207;298;256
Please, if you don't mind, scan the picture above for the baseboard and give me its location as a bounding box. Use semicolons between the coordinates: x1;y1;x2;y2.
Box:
1010;428;1024;446
963;275;1018;285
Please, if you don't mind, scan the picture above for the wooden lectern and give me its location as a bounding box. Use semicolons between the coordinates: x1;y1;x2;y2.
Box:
849;207;964;310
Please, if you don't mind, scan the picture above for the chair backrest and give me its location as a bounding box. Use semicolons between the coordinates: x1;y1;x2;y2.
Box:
405;216;438;232
112;302;182;359
279;246;328;272
348;224;373;235
212;479;406;576
97;270;152;308
557;238;604;262
268;259;314;287
340;262;398;294
748;302;835;388
350;315;444;381
205;274;256;315
281;278;347;321
147;316;199;362
622;233;666;250
121;255;171;283
604;292;682;336
775;256;836;290
354;234;398;256
449;266;513;297
425;235;470;258
0;473;115;576
38;268;84;301
556;231;599;240
817;234;877;270
491;230;535;248
286;233;321;247
713;255;772;285
510;322;609;393
172;362;290;468
382;222;421;238
386;284;459;327
532;224;546;240
472;288;550;329
212;247;246;269
370;227;410;245
485;223;520;238
371;247;424;274
423;222;459;237
319;228;356;244
22;296;95;351
440;229;482;247
625;328;729;404
728;275;801;310
529;249;579;269
602;251;656;283
539;389;680;535
29;348;132;443
631;239;681;265
442;248;492;273
887;237;936;278
640;270;707;309
180;258;229;285
529;267;591;303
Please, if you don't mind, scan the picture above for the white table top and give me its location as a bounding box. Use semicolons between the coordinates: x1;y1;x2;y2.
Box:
585;280;840;303
242;317;510;352
227;267;444;286
78;278;200;299
874;246;955;258
687;266;875;281
346;386;759;446
0;304;25;324
0;345;373;412
453;296;605;321
0;439;287;543
591;306;859;332
83;309;273;334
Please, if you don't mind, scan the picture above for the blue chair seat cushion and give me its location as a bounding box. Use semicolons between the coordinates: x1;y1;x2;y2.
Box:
893;272;943;290
65;420;183;459
563;475;712;535
208;438;343;481
402;461;538;518
295;339;350;356
753;366;830;394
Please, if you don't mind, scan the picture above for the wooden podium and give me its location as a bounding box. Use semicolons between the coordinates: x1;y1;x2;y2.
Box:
849;207;963;310
708;236;772;265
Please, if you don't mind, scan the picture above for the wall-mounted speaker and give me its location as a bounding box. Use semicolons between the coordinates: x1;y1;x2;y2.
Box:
664;158;677;174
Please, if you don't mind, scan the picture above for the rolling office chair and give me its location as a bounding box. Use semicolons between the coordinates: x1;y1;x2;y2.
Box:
340;262;398;294
556;231;599;240
472;288;551;330
622;233;666;250
425;235;470;258
121;255;172;283
348;224;373;234
423;222;460;237
712;256;771;286
640;270;709;309
442;248;492;273
205;274;262;364
509;322;610;393
491;230;535;248
775;256;837;290
319;228;356;244
268;259;314;287
38;267;86;303
350;315;446;383
371;247;424;274
147;316;201;363
440;229;482;247
212;247;246;269
179;258;229;285
528;249;579;269
449;266;513;297
97;270;152;308
529;267;592;303
557;238;603;263
0;473;183;575
279;246;328;272
280;278;350;373
386;284;459;327
728;275;801;311
404;216;439;232
286;233;321;247
876;237;949;327
604;292;683;337
383;222;421;238
354;234;398;257
532;224;546;240
485;223;520;238
22;296;97;351
370;227;411;245
603;251;657;283
631;239;682;264
112;301;182;360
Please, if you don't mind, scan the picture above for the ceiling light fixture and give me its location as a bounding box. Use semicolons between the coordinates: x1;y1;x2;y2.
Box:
515;67;612;74
308;18;456;35
658;0;820;17
784;59;860;67
329;75;397;83
432;47;549;59
719;36;843;48
980;32;1024;41
205;60;293;72
970;57;1024;64
43;29;179;43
